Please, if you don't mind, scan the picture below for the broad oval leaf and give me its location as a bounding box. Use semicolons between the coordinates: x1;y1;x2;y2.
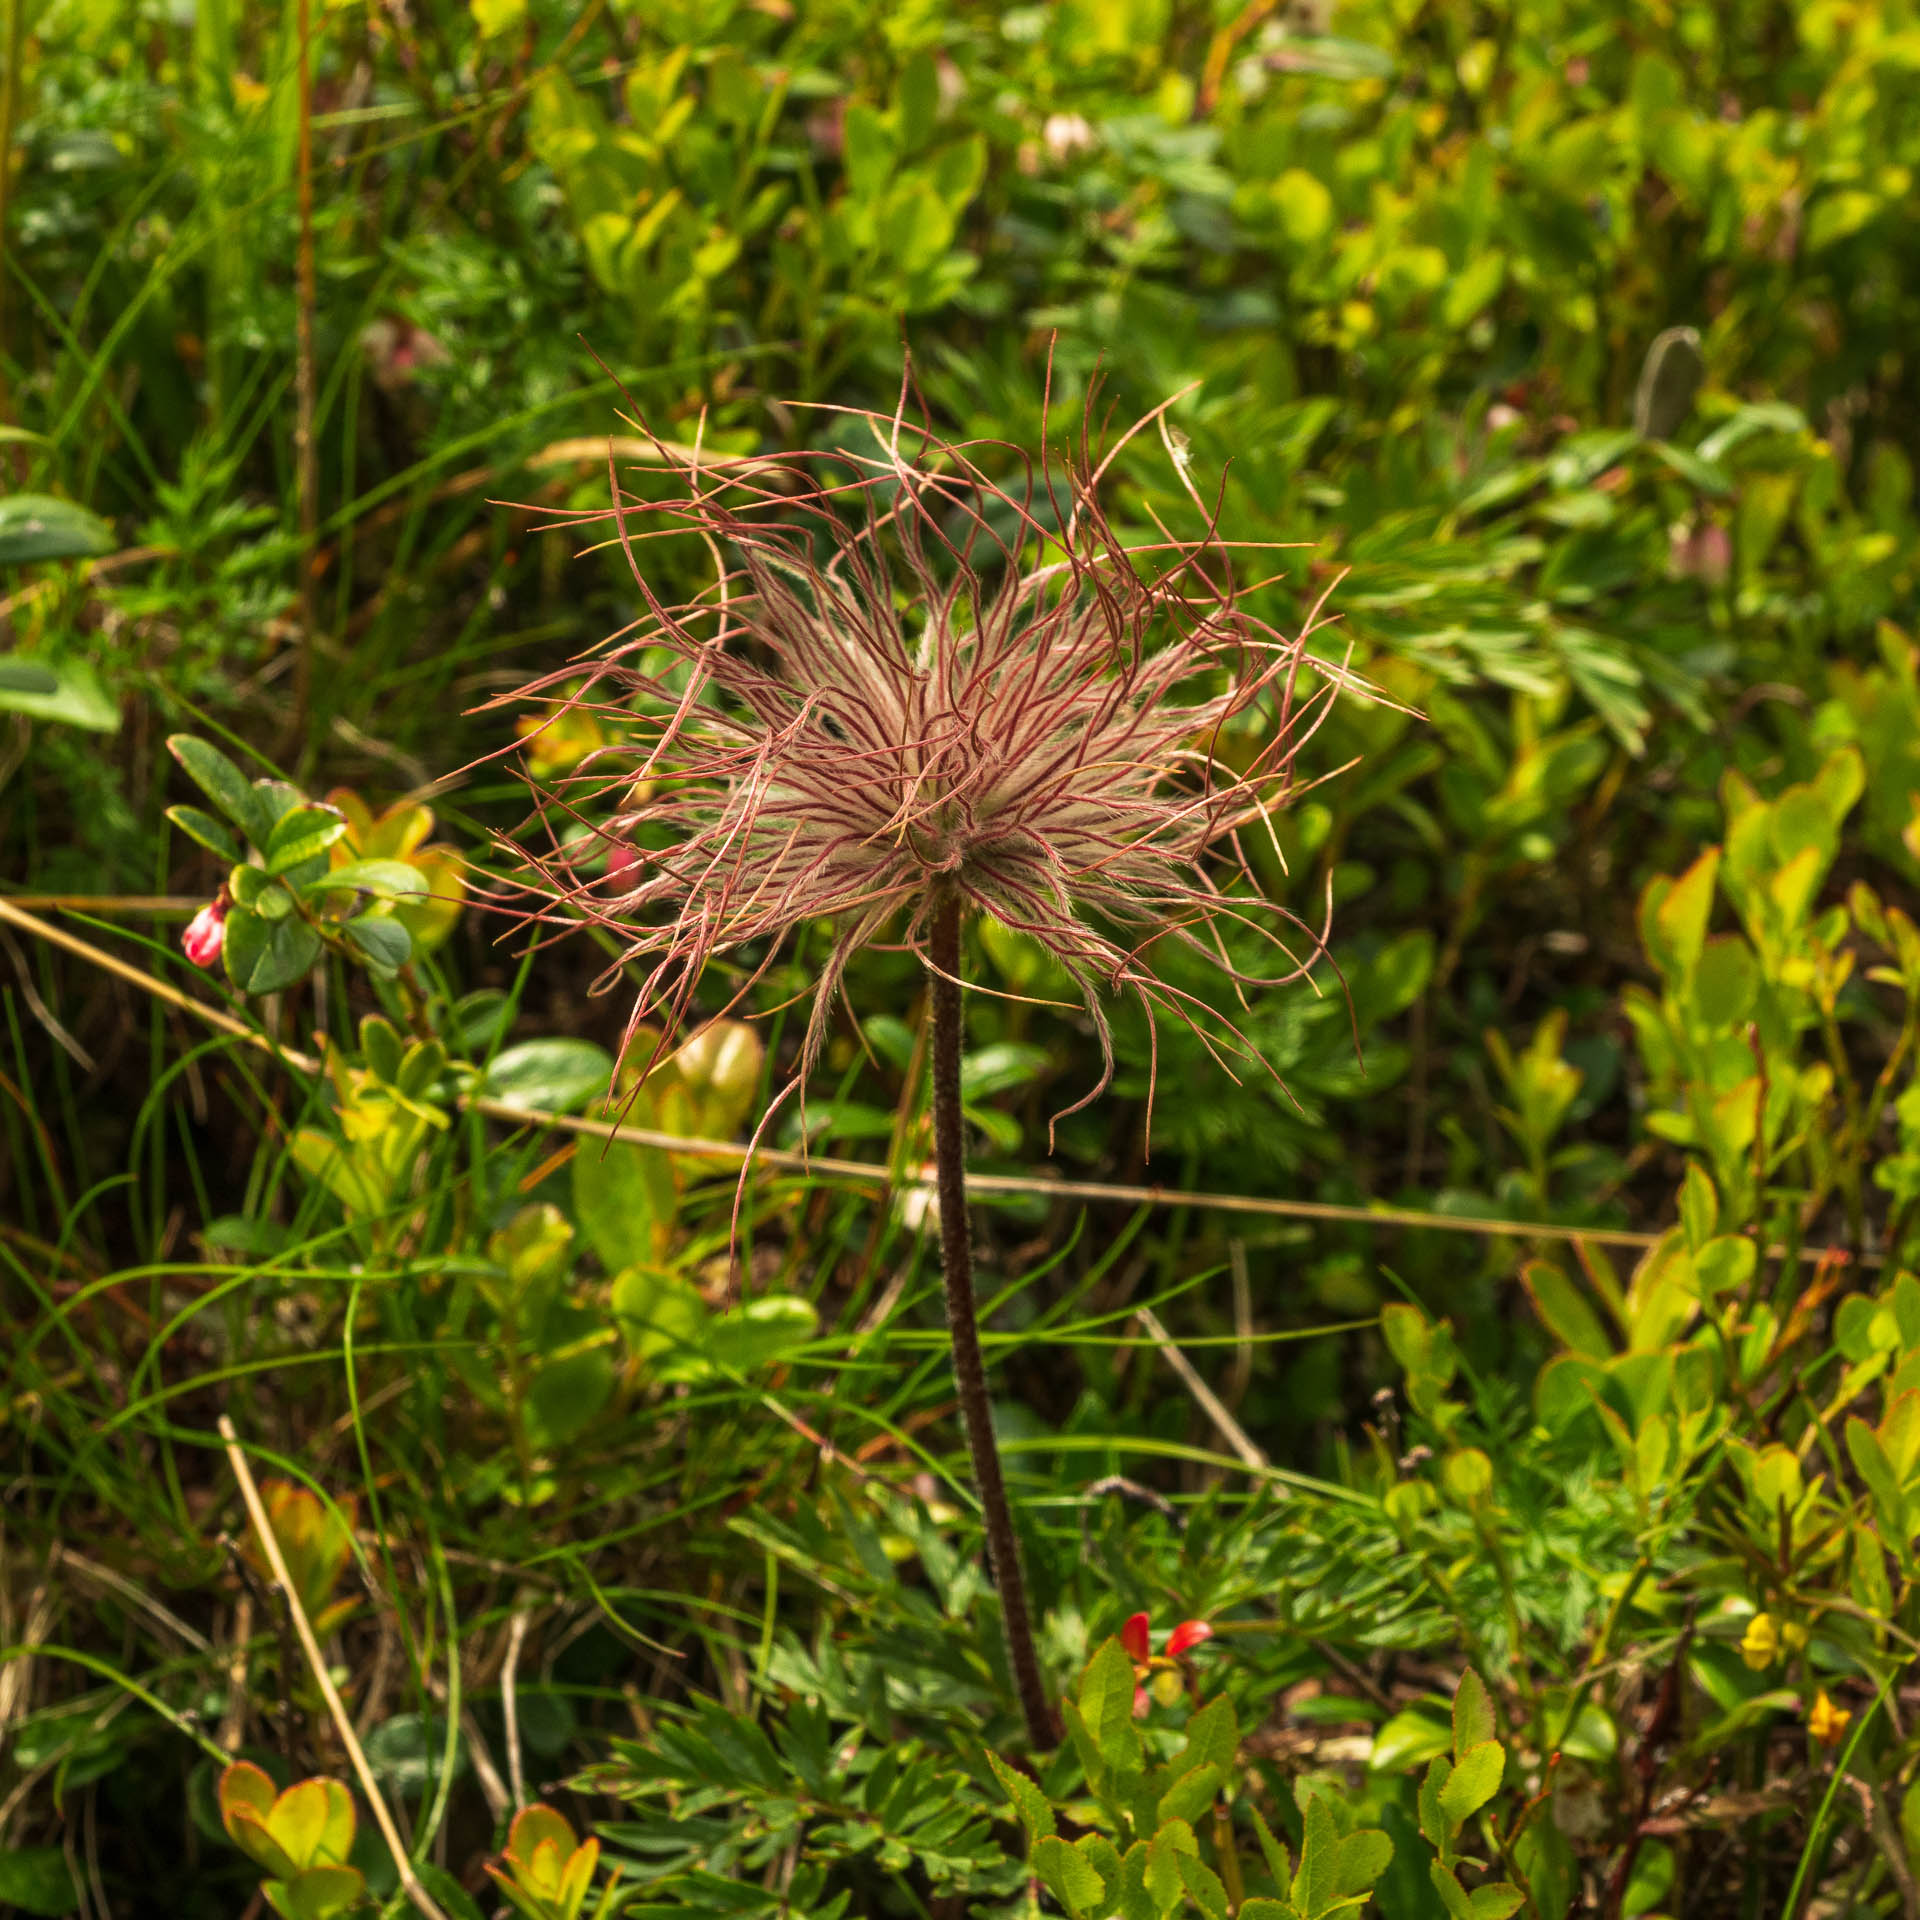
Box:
167;805;242;862
342;914;413;975
265;804;349;877
479;1038;614;1114
224;910;322;996
0;494;113;564
169;735;270;843
0;657;117;731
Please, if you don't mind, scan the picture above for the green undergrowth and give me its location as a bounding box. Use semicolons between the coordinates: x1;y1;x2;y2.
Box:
6;0;1920;1915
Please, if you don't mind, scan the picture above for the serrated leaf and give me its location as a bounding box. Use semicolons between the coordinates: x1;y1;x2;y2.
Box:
1438;1740;1504;1824
1418;1754;1452;1852
985;1751;1056;1844
1249;1804;1292;1888
1079;1637;1144;1783
1431;1861;1476;1920
1158;1762;1224;1827
1032;1834;1107;1917
1146;1820;1197;1915
1468;1885;1524;1920
1331;1828;1395;1901
1177;1694;1239;1775
1178;1852;1232;1920
1453;1670;1497;1757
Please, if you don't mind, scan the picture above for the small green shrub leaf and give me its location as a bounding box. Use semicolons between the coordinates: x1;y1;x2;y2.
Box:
1452;1670;1497;1755
1031;1834;1107;1917
1439;1740;1505;1824
170;735;270;842
986;1751;1055;1843
0;1847;83;1916
0;494;113;564
480;1039;613;1114
264;804;349;877
167;805;242;861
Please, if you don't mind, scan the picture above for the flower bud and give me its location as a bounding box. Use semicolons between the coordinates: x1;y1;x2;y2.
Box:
182;899;229;969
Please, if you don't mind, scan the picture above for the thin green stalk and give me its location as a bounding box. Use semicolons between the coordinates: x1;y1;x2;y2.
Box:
292;0;319;748
928;887;1055;1751
0;0;21;449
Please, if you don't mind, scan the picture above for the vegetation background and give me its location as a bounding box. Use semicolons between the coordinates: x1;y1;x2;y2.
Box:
4;0;1920;1916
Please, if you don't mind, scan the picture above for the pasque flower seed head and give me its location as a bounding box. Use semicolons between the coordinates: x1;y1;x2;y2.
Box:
508;384;1361;1147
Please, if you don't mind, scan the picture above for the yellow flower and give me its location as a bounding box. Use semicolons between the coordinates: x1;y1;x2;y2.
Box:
1739;1612;1808;1671
1808;1688;1852;1749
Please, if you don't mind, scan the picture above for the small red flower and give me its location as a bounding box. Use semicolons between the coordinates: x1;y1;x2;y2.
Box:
182;898;228;969
1120;1612;1152;1665
1167;1619;1214;1659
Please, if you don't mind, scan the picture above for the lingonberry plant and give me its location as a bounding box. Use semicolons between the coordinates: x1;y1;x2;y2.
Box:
504;383;1356;1750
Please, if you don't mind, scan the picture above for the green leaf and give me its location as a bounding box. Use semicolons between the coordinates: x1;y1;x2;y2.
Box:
986;1751;1056;1844
362;1714;467;1794
415;1864;486;1920
225;911;322;996
1248;1805;1292;1887
1032;1835;1108;1918
1178;1851;1232;1920
272;1863;367;1920
168;805;243;862
1157;1762;1224;1827
574;1140;677;1270
1521;1263;1612;1357
1146;1820;1196;1915
1078;1637;1144;1784
610;1266;708;1369
170;735;270;843
342;914;412;975
480;1038;613;1115
1452;1670;1497;1756
1330;1829;1395;1903
470;0;525;34
265;804;349;877
1177;1694;1239;1775
1438;1740;1504;1824
0;656;117;730
227;1808;303;1879
1514;1820;1577;1920
1847;1417;1908;1540
698;1295;819;1379
0;493;113;564
1418;1755;1451;1852
0;1847;83;1916
1369;1708;1452;1773
315;859;429;899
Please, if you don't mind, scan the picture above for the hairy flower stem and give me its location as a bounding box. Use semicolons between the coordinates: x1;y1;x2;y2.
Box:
928;888;1056;1751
